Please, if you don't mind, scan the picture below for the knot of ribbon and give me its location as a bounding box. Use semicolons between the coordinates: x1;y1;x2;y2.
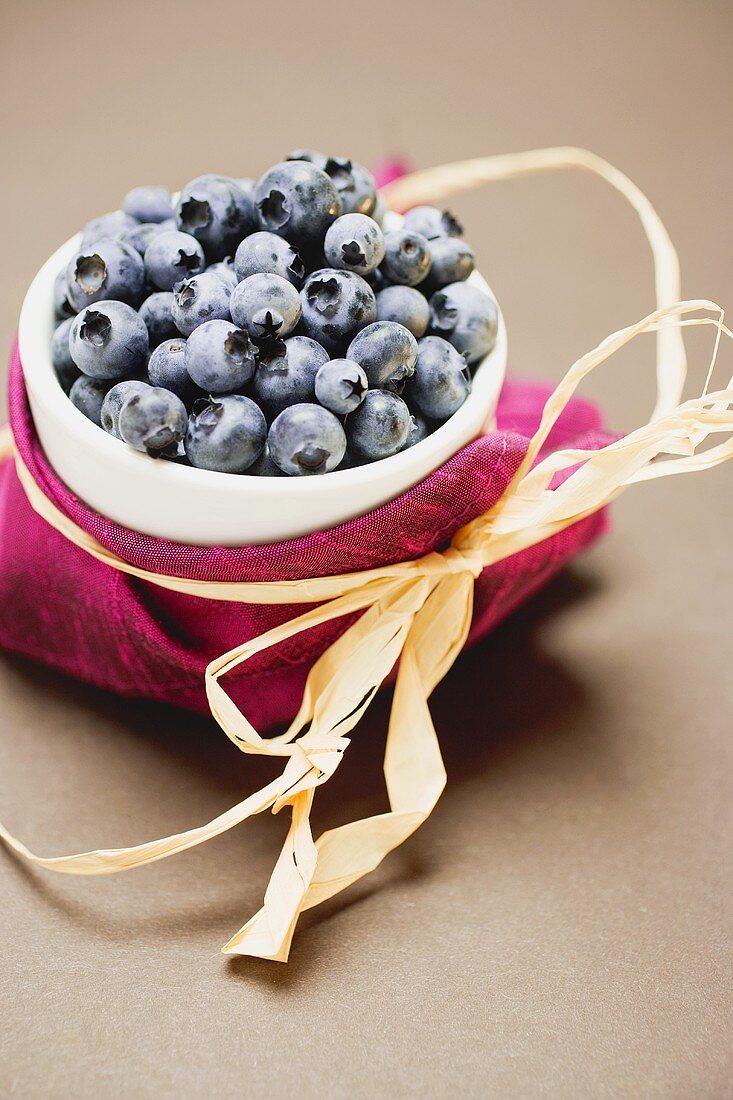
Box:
2;148;732;963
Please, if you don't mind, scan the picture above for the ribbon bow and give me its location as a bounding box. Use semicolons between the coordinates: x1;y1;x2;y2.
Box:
2;149;732;963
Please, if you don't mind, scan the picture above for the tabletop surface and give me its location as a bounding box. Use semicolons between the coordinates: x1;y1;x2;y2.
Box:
1;1;731;1097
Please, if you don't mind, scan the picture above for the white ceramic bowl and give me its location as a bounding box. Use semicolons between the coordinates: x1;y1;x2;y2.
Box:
18;216;507;545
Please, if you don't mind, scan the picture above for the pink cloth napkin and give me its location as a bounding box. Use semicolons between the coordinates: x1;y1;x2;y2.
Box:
0;343;611;728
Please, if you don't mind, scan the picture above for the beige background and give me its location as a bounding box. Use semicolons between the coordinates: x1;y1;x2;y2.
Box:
1;1;732;1097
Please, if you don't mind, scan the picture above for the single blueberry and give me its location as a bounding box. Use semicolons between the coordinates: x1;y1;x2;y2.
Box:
69;376;111;425
268;403;346;476
184;320;256;393
286;149;329;168
171;272;231;336
51;317;77;381
230;273;301;343
253;336;328;415
381;230;432;287
233;231;305;286
402;205;463;241
299;268;376;355
185;395;267;473
247;444;286;476
80;210;139;249
100;379;151;438
375;285;430;338
407;336;471;420
175;175;256;261
323;213;386;275
422;238;475;292
144;230;206;291
118;387;188;458
401;412;430;450
305;156;378;217
66;238;145;311
254;161;342;249
147;338;193;400
122;185;174;224
346;320;418;390
69;301;149;379
429;282;499;364
120;219;176;257
367;266;388;293
206;258;239;290
329;160;378;217
346;389;412;460
314;359;368;416
336;448;366;470
371;191;388;228
54;269;75;319
139;291;179;346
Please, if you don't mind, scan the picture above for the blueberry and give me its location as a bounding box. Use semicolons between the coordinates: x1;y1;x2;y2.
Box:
122;185;173;224
346;389;412;460
268;403;346;476
247;444;286;476
118;387;188;457
367;266;388;293
254;161;341;249
323;213;385;275
336;448;366;470
184;320;256;393
381;230;432;287
230;273;301;343
51;317;76;379
371;191;388;228
69;376;110;425
375;285;430;338
233;231;305;286
253;335;328;415
171;272;231;336
403;205;463;240
100;379;150;438
429;282;499;364
286;149;328;167
185;395;266;473
69;301;148;379
144;230;206;290
346;320;418;390
54;269;75;319
175;175;256;261
206;258;239;290
401;412;430;450
147;338;192;399
120;219;176;257
321;158;378;217
80;210;139;248
314;359;367;415
407;336;471;420
139;291;178;346
299;268;376;354
66;239;145;311
422;238;475;292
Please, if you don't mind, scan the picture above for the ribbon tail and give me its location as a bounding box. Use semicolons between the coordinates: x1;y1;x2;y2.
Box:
297;571;475;912
221;789;317;962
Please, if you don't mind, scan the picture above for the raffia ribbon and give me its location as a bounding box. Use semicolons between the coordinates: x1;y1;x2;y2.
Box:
1;149;732;963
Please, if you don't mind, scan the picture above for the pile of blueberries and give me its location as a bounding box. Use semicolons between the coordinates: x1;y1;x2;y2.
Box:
51;151;498;475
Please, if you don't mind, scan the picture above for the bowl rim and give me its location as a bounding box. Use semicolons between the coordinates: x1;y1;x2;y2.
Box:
18;223;507;500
